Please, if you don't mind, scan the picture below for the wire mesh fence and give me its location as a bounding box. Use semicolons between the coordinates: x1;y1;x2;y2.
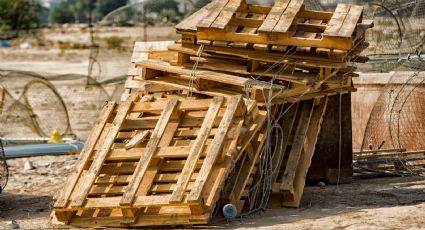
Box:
0;138;7;193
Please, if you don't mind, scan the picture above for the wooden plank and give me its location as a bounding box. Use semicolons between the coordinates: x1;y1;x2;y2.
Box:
282;98;328;207
136;117;181;197
120;99;179;206
170;97;224;203
187;95;242;203
54;101;116;208
197;0;231;28
258;0;291;32
273;0;304;33
279;100;314;194
338;5;363;38
323;4;350;36
95;146;192;161
271;103;299;184
125;130;150;149
229;131;265;206
132;99;219;113
172;43;346;68
211;0;243;29
120;99;178;206
196;27;354;50
176;2;213;31
70;95;138;208
136;60;251;88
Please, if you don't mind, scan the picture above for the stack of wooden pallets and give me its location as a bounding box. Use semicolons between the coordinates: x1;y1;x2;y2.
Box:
53;0;372;227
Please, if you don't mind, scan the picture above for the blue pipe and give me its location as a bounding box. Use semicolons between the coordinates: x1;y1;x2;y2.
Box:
3;142;84;159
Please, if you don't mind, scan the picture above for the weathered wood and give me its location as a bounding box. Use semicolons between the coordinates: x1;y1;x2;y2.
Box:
279;100;314;194
271;103;299;184
54;101;116;208
120;99;179;206
211;0;243;29
282;98;328;207
258;0;291;32
273;0;304;33
125;130;150;149
170;97;224;203
197;0;231;28
70;94;138;208
187;95;242;203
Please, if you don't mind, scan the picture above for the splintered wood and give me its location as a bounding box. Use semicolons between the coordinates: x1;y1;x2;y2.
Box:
53;0;372;227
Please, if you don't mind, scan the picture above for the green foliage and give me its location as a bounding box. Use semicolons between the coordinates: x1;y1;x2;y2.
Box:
160;8;178;21
49;3;75;24
103;36;124;49
49;0;128;24
0;0;45;38
94;0;128;21
193;0;211;10
144;0;179;15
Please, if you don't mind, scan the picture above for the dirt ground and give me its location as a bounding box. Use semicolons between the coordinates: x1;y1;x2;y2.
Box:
1;155;425;229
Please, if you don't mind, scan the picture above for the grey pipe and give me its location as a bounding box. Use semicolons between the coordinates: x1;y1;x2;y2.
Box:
3;142;84;159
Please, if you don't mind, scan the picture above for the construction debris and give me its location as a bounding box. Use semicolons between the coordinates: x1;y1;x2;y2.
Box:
52;0;372;227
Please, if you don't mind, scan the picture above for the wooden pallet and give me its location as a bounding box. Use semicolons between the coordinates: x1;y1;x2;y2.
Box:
129;58;355;104
177;0;373;51
52;92;267;227
270;98;328;207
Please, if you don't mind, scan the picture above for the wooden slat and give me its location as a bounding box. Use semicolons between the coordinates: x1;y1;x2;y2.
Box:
197;0;231;28
323;4;350;36
211;0;243;29
271;103;299;184
132;99;218;113
54;101;116;208
258;0;291;32
279;100;314;194
338;5;363;38
98;146;192;161
70;94;138;207
120;99;179;206
176;2;213;31
136;116;182;198
170;96;224;203
282;98;328;207
137;59;251;88
125;130;150;149
229;131;265;205
187;95;242;203
273;0;304;33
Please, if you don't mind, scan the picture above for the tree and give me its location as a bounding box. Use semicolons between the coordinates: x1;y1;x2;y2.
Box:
0;0;45;38
94;0;128;21
144;0;179;15
49;0;129;24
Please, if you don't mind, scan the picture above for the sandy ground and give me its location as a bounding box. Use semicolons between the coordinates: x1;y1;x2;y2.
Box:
0;155;425;229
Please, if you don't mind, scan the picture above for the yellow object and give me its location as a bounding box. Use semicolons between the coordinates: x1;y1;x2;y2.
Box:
48;130;64;143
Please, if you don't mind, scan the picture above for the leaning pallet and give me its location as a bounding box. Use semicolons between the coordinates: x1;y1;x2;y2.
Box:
53;0;373;227
52;93;267;227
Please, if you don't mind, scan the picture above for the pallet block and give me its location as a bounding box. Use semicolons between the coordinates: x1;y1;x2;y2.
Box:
53;92;267;227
